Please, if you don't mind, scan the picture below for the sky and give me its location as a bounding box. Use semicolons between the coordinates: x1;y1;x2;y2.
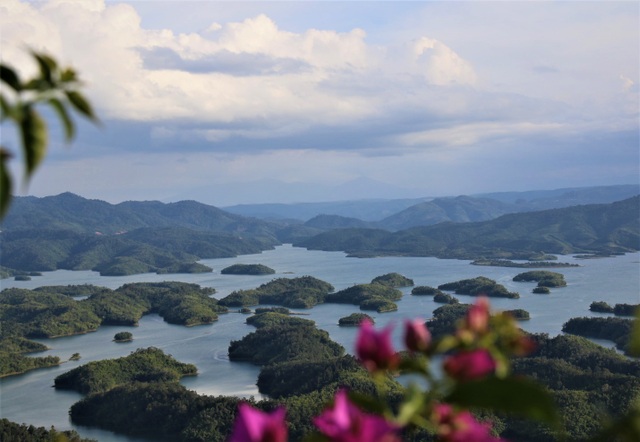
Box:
1;0;638;206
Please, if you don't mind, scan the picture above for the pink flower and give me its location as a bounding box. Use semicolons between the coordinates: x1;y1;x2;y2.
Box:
433;403;504;442
404;319;431;353
229;403;288;442
466;297;490;334
356;319;399;372
443;349;496;381
313;390;400;442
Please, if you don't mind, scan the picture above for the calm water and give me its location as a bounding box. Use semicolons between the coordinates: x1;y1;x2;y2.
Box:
1;245;639;441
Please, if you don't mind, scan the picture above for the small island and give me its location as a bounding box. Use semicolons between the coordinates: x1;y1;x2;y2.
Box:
438;276;520;299
221;263;276;275
113;331;133;342
533;286;551;294
338;313;374;326
411;286;445;296
590;301;614;313
513;271;567;288
504;309;530;320
471;259;578;268
370;272;414;287
433;293;459;304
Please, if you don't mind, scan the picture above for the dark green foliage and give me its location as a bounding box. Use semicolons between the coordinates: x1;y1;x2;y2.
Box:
33;284;108;297
228;321;344;366
505;309;530;320
614;303;639;317
371;272;414;287
0;226;276;276
295;197;640;258
359;297;398;312
54;347;197;395
471;259;577;268
0;352;60;377
562;317;634;354
533;286;551;294
245;312;313;329
338;313;373;326
218;289;260;307
257;355;380;398
0;288;102;338
505;333;640;441
221;263;275;275
114;331;132;342
590;301;614;313
433;293;459;304
14;275;31;281
438;276;520;299
513;271;567;288
325;284;402;310
0;418;96;442
426;304;471;338
411;286;444;296
254;307;290;315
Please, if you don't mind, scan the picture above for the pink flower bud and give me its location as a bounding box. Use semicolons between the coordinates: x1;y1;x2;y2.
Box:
443;349;496;381
404;319;431;352
466;296;490;334
356;319;399;372
229;403;288;442
314;390;400;442
433;403;504;442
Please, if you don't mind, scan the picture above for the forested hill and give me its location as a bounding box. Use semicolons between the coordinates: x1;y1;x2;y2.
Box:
1;192;278;236
295;196;640;259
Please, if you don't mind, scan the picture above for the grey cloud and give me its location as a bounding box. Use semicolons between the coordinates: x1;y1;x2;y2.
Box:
138;47;311;76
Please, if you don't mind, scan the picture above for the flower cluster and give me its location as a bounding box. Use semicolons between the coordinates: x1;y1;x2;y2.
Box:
229;297;544;442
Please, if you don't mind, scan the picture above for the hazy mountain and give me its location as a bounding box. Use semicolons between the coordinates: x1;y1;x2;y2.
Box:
304;214;374;230
223;184;639;224
295;197;640;259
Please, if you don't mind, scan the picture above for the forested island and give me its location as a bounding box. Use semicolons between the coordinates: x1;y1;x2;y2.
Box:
221;263;276;275
438;276;520;298
0;282;227;377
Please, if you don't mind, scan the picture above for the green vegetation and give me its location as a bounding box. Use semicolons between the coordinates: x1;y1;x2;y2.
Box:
113;331;133;342
433;293;459;304
325;283;402;312
54;347;197;395
533;286;551;294
245;312;311;329
33;284;108;297
338;313;373;326
14;275;31;281
411;285;444;296
295;197;640;259
438;276;520;299
505;309;530;320
614;303;639;317
219;276;334;309
513;271;567;288
562;317;634;354
254;307;290;315
221;263;275;275
0;226;275;276
426;304;472;338
590;301;614;313
370;272;414;287
0;418;96;442
471;259;577;268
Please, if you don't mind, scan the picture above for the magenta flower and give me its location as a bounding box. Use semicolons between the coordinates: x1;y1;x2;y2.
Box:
433;403;504;442
404;318;431;353
229;403;288;442
443;349;496;381
466;296;490;334
313;390;400;442
356;319;399;372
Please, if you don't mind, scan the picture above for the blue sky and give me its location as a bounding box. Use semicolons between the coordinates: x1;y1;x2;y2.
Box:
2;0;638;206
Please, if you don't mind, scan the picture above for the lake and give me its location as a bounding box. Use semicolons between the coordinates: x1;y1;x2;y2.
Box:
1;245;639;441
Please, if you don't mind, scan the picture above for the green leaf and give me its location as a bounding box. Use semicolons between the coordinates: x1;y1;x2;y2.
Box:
0;147;13;219
48;98;75;141
629;309;640;357
65;90;98;121
0;64;21;91
444;376;561;430
60;68;78;83
19;107;48;177
1;94;11;121
31;51;57;85
396;383;429;426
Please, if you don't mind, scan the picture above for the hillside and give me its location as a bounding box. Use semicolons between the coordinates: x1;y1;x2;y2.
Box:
295;197;640;259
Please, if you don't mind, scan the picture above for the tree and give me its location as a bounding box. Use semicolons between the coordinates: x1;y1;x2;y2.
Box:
0;50;98;217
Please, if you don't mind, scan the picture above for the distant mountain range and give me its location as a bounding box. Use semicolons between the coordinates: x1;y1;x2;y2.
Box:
1;185;638;275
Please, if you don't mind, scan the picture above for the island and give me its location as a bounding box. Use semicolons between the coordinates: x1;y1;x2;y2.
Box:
471;259;578;268
113;332;133;342
410;286;445;296
338;313;374;326
370;272;414;287
513;271;567;288
325;283;402;313
221;263;276;275
433;293;459;304
438;276;520;299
